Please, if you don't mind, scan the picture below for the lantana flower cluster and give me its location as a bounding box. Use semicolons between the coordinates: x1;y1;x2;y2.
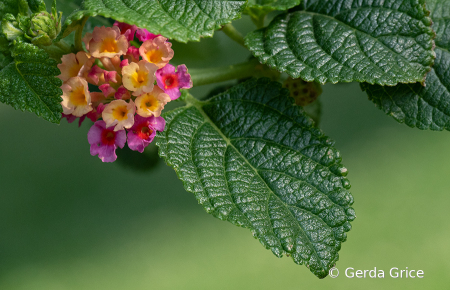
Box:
58;22;192;162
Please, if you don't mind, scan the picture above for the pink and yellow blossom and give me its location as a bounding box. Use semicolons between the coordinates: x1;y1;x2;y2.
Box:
57;52;94;82
122;60;158;96
88;26;129;58
156;64;192;100
139;36;173;68
61;77;92;117
88;120;126;162
102;99;136;131
135;86;170;117
127;115;165;153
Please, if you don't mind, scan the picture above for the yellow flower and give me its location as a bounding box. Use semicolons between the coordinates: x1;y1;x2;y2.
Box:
135;86;170;117
122;60;158;96
88;26;129;58
61;77;92;117
102;99;136;131
57;52;94;82
139;36;174;68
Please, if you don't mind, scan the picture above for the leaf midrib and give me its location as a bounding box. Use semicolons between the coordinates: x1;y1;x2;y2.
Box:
187;100;330;271
13;60;57;121
303;10;432;74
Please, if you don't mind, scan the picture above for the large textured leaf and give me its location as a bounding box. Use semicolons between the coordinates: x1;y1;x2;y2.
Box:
157;78;355;278
245;0;435;85
361;0;450;131
0;42;63;123
76;0;247;43
246;0;300;11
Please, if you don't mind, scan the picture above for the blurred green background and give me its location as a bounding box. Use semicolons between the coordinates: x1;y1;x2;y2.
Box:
1;3;450;289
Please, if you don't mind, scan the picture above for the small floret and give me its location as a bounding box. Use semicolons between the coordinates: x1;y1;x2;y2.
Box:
88;26;129;58
88;120;126;162
156;64;192;100
127;115;165;153
122;60;158;96
61;77;92;117
102;99;136;131
135;86;170;117
139;36;173;68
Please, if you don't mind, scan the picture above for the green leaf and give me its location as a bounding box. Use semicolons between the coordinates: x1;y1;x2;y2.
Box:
157;78;355;278
245;0;300;11
245;0;436;85
361;0;450;131
74;0;247;43
0;0;21;19
0;41;63;123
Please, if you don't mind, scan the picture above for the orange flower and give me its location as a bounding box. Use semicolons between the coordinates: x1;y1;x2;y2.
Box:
102;100;136;131
57;52;94;82
88;26;129;58
139;36;173;68
61;77;92;117
135;86;170;117
122;60;158;96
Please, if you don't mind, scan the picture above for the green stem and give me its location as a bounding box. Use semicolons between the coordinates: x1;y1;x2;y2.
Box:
54;39;72;53
189;59;260;87
251;14;266;29
221;23;246;48
74;16;88;52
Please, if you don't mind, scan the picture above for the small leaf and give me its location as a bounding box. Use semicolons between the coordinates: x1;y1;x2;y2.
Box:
245;0;436;85
361;0;450;131
76;0;247;43
157;78;355;278
0;42;63;124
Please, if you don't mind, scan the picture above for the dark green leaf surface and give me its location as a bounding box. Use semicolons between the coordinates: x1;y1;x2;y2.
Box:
245;0;300;11
361;0;450;131
0;42;62;123
0;0;20;19
245;0;435;85
78;0;247;42
157;78;355;278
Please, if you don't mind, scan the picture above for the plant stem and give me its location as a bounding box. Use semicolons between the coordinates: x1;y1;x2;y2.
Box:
74;16;88;52
221;23;246;48
54;39;72;53
189;59;260;87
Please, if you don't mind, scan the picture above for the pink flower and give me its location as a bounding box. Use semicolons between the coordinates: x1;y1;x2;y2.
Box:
114;86;131;100
127;115;165;153
88;121;126;162
86;103;106;122
113;21;137;41
99;83;116;97
86;65;106;85
156;64;192;100
136;28;161;42
125;46;140;63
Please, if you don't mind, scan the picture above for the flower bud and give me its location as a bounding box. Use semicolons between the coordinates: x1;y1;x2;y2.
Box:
1;14;24;41
26;9;62;46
